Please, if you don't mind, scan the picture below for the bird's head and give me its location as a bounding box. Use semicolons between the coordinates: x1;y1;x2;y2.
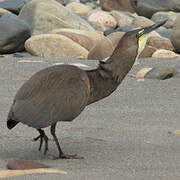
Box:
135;20;167;57
99;20;167;83
111;20;167;61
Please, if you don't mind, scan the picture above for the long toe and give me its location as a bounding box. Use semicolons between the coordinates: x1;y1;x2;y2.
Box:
53;153;84;160
33;135;41;141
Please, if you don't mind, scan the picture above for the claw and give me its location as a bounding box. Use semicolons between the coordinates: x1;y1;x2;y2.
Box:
34;129;49;155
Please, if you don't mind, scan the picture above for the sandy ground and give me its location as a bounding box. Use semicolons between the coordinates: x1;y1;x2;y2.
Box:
0;55;180;179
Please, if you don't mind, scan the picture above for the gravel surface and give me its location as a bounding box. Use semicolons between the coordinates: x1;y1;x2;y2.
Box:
0;55;180;179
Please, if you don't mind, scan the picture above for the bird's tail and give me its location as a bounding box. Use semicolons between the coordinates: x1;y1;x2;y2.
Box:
7;119;19;129
7;106;19;129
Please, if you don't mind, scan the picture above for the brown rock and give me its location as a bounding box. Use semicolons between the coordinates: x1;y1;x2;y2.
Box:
140;45;157;58
0;8;11;16
136;68;152;79
170;130;180;136
152;49;180;58
7;159;50;170
111;10;134;27
99;0;134;13
51;28;104;50
132;16;154;27
144;67;177;80
51;31;93;51
88;31;125;60
88;11;117;29
147;36;174;51
25;34;88;59
66;2;92;17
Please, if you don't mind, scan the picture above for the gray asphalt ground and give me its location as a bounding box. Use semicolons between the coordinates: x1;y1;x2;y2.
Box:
1;55;180;179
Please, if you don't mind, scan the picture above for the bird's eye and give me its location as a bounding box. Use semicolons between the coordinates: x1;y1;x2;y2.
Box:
136;29;144;38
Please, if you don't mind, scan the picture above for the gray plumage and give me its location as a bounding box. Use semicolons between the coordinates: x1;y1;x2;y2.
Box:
7;21;166;159
8;65;90;129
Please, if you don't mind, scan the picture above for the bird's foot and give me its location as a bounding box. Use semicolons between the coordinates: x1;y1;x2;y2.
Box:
52;153;84;160
33;130;49;155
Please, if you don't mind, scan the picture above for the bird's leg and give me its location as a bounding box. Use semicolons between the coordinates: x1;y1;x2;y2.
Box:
34;129;49;155
50;123;83;159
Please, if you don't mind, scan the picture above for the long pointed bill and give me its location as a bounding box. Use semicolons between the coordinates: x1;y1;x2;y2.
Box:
143;20;167;35
137;20;167;56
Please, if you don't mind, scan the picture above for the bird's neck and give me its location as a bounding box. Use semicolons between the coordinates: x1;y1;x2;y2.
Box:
86;50;136;105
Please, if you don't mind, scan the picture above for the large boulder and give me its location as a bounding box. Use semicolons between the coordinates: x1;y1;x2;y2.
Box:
51;28;104;50
19;0;95;35
25;34;88;59
131;0;180;18
171;14;180;53
100;0;134;13
0;13;31;54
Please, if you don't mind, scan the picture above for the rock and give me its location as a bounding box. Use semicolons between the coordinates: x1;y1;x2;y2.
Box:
100;0;134;13
169;130;180;137
131;0;180;18
152;49;179;58
88;31;125;60
7;159;50;170
139;45;157;58
51;28;103;50
0;13;31;54
25;34;88;59
163;20;174;29
0;7;11;16
147;36;174;51
89;31;157;60
156;28;172;40
80;0;96;3
19;0;95;35
55;0;70;5
88;11;117;29
132;16;154;27
0;0;26;14
66;2;92;17
151;11;177;29
151;11;177;24
173;65;180;78
89;21;110;31
104;25;137;36
136;68;152;79
111;10;134;27
171;14;180;53
144;66;177;80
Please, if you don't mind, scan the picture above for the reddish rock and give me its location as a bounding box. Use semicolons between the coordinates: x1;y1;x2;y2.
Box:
100;0;134;13
7;159;50;170
147;36;174;51
140;45;157;58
